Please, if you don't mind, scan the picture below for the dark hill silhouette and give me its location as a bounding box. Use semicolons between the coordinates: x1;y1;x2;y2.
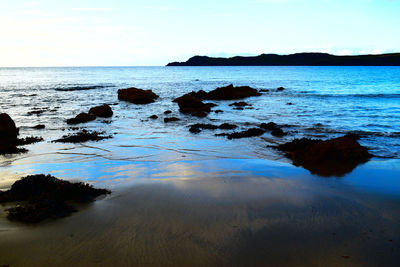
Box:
167;53;400;66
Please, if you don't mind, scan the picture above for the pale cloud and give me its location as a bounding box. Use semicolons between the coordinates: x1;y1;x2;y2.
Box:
71;7;115;12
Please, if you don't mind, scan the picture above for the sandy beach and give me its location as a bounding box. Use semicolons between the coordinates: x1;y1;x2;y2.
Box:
1;157;400;266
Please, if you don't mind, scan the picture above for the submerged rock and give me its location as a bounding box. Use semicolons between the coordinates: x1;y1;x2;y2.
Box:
32;124;45;129
149;115;158;119
118;87;159;104
54;130;111;143
217;128;266;139
277;135;372;176
229;101;251;107
189;123;238;134
89;104;113;118
277;87;285;91
164;117;180;123
66;112;96;125
164;110;172;114
0;174;110;223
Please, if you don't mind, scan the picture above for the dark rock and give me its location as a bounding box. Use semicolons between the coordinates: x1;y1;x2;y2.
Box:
190;123;218;130
164;110;172;114
66;113;96;125
189;126;202;134
260;122;279;130
89;104;113;118
173;94;214;117
0;113;18;141
229;101;250;107
271;128;286;137
234;107;244;110
0;174;110;223
277;135;372;176
287;102;293;105
214;110;224;113
191;84;261;100
117;87;159;104
54;130;111;143
218;128;266;139
149;115;158;119
164;117;180;123
219;123;237;130
33;124;45;129
277;87;285;91
259;89;270;93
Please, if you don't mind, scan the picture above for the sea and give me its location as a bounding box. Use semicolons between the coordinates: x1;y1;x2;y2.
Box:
1;66;400;190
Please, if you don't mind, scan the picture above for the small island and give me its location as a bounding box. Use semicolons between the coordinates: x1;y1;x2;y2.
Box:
167;52;400;66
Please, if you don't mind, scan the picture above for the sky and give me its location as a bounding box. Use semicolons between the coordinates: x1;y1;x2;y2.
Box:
0;0;399;66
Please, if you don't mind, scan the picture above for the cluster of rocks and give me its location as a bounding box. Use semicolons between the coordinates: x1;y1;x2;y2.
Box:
0;174;110;223
67;104;113;125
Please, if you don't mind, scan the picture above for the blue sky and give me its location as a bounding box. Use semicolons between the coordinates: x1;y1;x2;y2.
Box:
0;0;399;66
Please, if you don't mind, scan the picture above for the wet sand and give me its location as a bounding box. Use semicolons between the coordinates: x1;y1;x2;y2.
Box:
1;159;400;266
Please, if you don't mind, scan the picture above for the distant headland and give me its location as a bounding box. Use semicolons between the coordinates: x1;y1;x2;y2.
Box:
167;52;400;66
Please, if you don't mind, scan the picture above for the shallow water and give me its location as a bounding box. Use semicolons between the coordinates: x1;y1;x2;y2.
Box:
1;66;400;266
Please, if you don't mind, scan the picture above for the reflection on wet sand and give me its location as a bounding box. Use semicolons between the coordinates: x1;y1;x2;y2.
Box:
1;169;400;266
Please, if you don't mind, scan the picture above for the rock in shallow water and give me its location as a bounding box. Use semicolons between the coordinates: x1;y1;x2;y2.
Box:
66;112;96;125
277;135;372;177
118;87;159;104
89;104;113;118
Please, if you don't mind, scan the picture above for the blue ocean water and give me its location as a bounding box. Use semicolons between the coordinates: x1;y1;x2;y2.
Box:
0;66;400;188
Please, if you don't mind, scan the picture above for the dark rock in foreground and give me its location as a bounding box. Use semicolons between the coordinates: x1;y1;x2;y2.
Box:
277;135;372;177
54;130;111;143
0;174;110;223
66;112;96;125
89;104;113;118
118;87;159;104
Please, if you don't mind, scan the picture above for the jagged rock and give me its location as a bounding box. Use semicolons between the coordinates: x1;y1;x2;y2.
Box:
89;104;113;118
118;87;159;104
66;113;96;125
277;135;372;176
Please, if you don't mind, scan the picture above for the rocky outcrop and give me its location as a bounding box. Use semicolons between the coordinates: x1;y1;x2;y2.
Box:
260;122;286;137
89;104;113;118
277;135;372;176
0;113;18;141
118;87;159;104
66;112;96;125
